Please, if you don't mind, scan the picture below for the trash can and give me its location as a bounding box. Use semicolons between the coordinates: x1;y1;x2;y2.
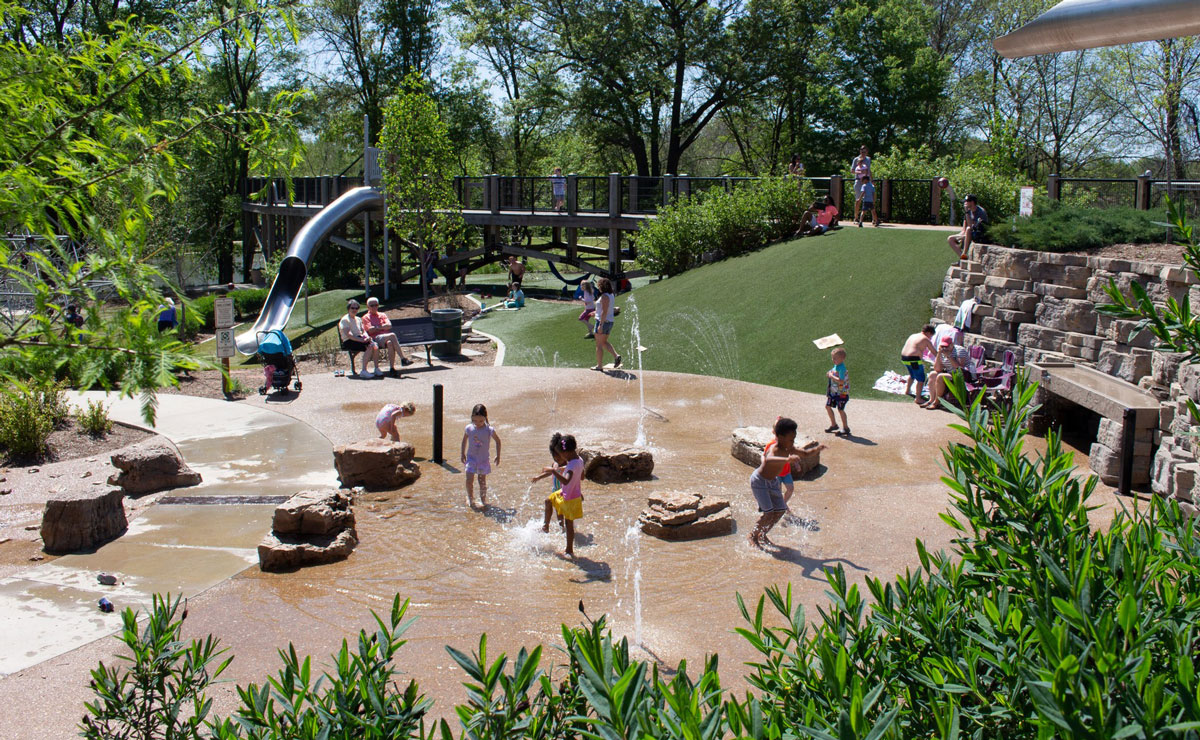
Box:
431;308;463;357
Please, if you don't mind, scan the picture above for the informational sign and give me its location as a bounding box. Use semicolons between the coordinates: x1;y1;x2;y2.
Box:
1019;186;1035;217
215;328;236;359
214;297;234;330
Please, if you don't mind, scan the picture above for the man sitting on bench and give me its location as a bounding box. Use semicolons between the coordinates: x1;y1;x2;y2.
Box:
362;296;412;376
339;299;381;378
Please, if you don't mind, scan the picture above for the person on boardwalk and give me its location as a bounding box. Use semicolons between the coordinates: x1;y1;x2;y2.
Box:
948;194;988;259
461;403;501;509
376;401;415;441
339;299;380;378
579;280;597;338
749;417;804;548
532;432;584;557
900;325;936;402
550;167;567;213
824;347;850;436
851;145;872;225
591;277;621;371
362;297;412;374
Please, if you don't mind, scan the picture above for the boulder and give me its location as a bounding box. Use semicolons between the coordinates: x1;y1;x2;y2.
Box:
108;439;201;495
333;439;421;490
731;428;822;476
639;494;733;541
273;489;355;536
41;486;127;553
578;442;654;483
258;529;358;572
1034;297;1098;335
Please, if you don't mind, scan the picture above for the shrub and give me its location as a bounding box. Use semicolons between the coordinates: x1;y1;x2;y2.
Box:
988;197;1163;252
34;380;71;428
189;295;216;331
0;384;57;460
230;288;267;319
872;147;1028;224
635;177;814;277
76;399;113;436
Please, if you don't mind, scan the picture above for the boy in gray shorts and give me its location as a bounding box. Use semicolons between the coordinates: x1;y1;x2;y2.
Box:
749;417;804;548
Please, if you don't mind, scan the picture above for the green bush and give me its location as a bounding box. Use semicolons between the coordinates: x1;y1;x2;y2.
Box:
188;295;216;331
872;147;1028;225
636;177;814;277
76;399;113;436
0;383;57;460
988;197;1164;252
231;288;267;319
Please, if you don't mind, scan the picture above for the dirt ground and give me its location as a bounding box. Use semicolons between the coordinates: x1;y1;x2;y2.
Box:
1065;242;1185;263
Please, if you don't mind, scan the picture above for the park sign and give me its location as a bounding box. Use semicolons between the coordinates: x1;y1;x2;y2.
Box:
1020;187;1034;217
214;297;234;330
215;328;236;359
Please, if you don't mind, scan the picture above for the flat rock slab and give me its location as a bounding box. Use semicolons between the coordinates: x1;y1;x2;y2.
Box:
333;439;421;490
41;486;127;553
578;442;654;483
731;427;822;476
273;490;355;536
258;528;358;572
640;494;733;541
108;439;202;495
259;490;358;571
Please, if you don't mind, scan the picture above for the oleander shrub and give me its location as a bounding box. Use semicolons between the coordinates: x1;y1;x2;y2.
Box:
0;382;59;460
636;177;814;277
988;197;1163;252
76;399;113;436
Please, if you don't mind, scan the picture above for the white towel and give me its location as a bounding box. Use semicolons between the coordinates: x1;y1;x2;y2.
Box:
954;298;978;330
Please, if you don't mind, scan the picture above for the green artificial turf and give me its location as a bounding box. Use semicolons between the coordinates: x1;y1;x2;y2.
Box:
196;288;362;366
471;227;957;400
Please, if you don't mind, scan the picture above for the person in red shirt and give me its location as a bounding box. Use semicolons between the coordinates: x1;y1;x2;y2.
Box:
362;297;411;375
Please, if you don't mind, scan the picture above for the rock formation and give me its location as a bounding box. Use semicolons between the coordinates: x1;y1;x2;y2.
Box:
731;428;822;476
639;492;733;540
332;439;421;490
41;486;127;553
578;442;654;483
259;489;358;572
108;439;202;495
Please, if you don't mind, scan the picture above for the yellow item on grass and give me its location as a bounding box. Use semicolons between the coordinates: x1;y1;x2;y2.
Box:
549;489;583;520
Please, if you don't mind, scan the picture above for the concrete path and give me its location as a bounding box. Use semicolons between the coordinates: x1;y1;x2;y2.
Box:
0;393;336;676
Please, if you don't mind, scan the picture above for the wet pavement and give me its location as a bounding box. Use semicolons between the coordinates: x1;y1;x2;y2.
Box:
0;366;1122;738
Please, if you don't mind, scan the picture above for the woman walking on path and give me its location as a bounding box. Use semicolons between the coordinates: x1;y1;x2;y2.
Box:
591;277;621;371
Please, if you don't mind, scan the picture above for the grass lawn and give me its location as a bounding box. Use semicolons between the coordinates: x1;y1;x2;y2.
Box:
472;227;956;401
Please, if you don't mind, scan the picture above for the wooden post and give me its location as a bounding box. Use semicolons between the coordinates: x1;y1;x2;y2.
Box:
488;174;500;214
662;174;673;207
1048;173;1061;202
567;173;578;215
679;174;690;199
930;178;942;225
1136;171;1152;210
829;175;843;213
881;178;892;221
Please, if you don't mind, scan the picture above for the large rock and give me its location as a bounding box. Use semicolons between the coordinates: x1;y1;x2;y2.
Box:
1034;297;1098;335
41;486;127;553
273;489;355;535
639;493;734;540
258;529;358;572
578;442;654;483
333;439;421;490
108;439;201;495
731;428;822;477
259;489;357;572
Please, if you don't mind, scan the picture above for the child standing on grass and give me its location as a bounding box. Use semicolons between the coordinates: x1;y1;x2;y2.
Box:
579;280;596;338
531;432;584;558
376;402;416;441
461;403;502;509
824;347;850;436
750;417;804;548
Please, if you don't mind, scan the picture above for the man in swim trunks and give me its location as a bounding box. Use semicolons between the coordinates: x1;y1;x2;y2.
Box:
900;324;936;403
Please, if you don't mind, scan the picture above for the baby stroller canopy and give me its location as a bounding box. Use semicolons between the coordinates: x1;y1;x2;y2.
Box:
258;329;292;356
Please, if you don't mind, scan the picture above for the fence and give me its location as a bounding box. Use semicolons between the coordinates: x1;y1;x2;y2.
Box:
1047;172;1200;218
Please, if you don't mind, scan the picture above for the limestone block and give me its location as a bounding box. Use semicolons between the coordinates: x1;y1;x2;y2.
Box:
963;335;1019;362
984;276;1033;292
41;486;127;553
1180;362;1200;403
639;495;733;541
981;317;1017;342
1096;343;1152;384
1034;297;1097;334
1038;252;1089;267
1173;464;1200;503
1106;320;1155;349
1151;444;1176;496
272;490;355;536
1090;442;1121;486
994;308;1036;324
1152;351;1185;387
333;439;421;490
1091;257;1133;273
1017;323;1068;351
1033;283;1088;300
991;291;1039;313
942;277;974;305
1180;501;1198;518
579;442;654;483
108;439;201;495
981;247;1035;280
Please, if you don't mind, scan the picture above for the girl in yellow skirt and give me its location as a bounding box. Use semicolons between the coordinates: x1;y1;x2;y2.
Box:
532;432;584;557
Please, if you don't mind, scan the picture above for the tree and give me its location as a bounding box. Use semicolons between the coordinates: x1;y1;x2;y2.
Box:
0;0;302;421
379;74;464;311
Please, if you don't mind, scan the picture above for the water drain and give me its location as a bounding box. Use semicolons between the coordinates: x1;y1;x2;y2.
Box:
159;495;289;505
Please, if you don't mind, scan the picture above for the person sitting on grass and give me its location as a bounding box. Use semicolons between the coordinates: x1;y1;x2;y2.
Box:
361;296;412;375
339;299;380;378
504;282;525;308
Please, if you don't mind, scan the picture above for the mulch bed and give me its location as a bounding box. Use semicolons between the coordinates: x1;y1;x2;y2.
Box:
1064;242;1185;264
4;418;152;469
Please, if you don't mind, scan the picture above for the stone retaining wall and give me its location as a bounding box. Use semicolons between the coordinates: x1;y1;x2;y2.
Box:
932;243;1199;507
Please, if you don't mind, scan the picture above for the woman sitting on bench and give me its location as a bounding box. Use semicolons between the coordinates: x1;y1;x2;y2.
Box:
339;299;381;378
362;296;412;375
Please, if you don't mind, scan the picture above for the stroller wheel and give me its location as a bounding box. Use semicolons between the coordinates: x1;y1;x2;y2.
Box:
294;380;302;391
258;386;267;395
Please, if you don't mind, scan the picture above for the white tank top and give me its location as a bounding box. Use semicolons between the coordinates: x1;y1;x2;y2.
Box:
602;293;615;322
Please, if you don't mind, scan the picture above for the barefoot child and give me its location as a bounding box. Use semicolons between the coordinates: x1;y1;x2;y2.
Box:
376;402;416;441
531;433;584;557
461;403;502;509
900;325;936;402
824;347;850;436
764;435;795;505
750;417;804;548
579;280;597;338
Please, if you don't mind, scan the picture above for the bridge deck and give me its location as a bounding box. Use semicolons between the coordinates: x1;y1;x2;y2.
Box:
242;202;652;230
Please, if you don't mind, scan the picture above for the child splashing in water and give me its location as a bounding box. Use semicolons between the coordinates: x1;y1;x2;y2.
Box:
376;402;416;441
461;403;502;509
531;432;584;557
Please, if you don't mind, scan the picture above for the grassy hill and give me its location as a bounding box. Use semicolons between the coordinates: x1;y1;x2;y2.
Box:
471;227;956;400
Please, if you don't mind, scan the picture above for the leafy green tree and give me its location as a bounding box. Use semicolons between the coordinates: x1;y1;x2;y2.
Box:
379;73;465;310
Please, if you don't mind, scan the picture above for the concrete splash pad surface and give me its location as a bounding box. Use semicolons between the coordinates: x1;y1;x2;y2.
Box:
0;366;1122;738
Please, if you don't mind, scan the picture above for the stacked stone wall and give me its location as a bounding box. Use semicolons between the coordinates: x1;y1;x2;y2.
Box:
933;243;1199;506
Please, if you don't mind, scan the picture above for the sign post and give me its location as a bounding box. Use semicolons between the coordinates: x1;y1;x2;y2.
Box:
214;297;235;397
1019;186;1035;217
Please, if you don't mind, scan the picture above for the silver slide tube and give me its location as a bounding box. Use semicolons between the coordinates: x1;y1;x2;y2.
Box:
994;0;1200;58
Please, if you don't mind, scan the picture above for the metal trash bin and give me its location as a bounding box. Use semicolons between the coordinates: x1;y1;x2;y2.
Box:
431;308;463;357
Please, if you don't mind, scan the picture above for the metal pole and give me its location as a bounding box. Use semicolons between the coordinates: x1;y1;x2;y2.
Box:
363;115;370;301
383;199;390;301
1119;407;1136;496
433;384;444;463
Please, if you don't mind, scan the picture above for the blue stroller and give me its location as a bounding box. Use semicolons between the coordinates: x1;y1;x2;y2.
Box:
257;329;301;395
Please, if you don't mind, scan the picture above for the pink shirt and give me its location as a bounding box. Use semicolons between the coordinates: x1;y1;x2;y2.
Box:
560;457;584;500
